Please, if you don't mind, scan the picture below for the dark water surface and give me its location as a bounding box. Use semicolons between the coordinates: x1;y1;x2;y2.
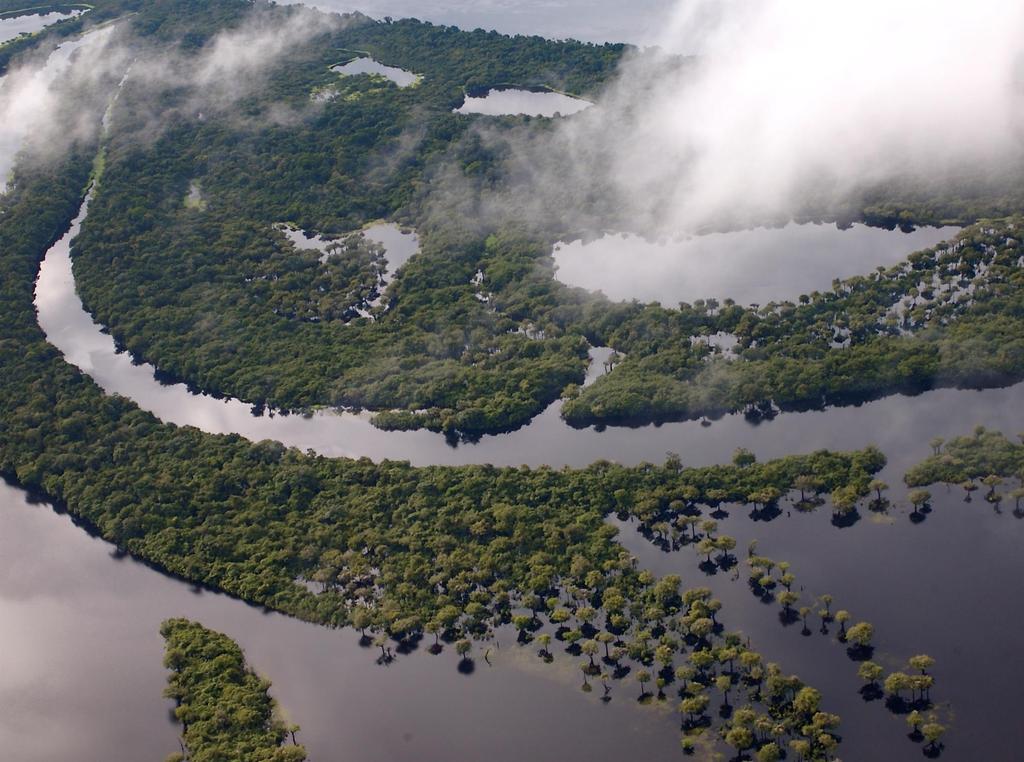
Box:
22;193;1024;761
0;481;681;762
612;472;1024;761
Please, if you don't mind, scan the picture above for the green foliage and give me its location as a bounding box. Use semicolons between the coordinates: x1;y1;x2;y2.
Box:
564;221;1024;427
65;5;623;436
905;427;1024;486
161;618;306;762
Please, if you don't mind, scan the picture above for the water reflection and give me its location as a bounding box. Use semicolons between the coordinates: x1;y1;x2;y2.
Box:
607;452;1024;761
455;88;591;117
0;481;681;762
332;56;419;87
32;193;1024;473
553;222;959;306
36;196;1024;470
0;9;83;45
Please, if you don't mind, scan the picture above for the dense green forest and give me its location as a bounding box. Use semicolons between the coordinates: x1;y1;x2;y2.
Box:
0;1;965;757
62;0;625;436
50;0;1024;437
162;618;306;762
0;146;887;759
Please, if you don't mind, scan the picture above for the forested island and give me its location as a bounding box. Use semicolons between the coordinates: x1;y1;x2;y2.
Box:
2;0;1020;759
162;618;306;762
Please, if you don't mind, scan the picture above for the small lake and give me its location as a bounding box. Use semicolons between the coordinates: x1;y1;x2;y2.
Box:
331;56;419;87
455;87;591;117
553;222;959;306
0;8;83;45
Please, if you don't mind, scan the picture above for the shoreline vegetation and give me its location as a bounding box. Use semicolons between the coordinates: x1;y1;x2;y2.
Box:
3;143;901;761
63;4;1024;437
0;0;1008;757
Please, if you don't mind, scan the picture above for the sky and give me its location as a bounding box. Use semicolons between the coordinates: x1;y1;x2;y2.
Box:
285;0;676;44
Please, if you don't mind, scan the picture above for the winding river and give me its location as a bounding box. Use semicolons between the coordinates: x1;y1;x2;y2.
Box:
17;188;1024;760
6;13;1024;759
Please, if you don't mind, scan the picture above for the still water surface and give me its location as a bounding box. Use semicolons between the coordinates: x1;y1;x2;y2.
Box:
332;56;420;87
455;87;591;117
553;222;959;306
24;193;1024;761
8;12;1024;756
0;480;682;762
37;197;1024;470
0;9;82;45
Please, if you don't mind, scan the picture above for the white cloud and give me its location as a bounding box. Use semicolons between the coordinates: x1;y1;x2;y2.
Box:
569;0;1024;231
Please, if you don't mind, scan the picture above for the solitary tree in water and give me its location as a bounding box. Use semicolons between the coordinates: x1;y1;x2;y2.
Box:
858;660;883;688
724;725;754;760
909;489;931;517
983;474;1004;501
846;621;874;648
679;693;709;725
921;720;946;753
869;479;889;505
830;485;859;518
636;669;651;699
581;639;600;669
819;594;833;619
537;633;552;659
794;474;820;503
908;654;935;675
835;610;850;638
884;671;912;702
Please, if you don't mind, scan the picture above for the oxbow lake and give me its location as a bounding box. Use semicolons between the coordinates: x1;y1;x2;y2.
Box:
553;222;960;306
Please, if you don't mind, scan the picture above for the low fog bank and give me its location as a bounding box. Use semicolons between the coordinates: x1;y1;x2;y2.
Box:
0;3;350;192
424;0;1024;239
